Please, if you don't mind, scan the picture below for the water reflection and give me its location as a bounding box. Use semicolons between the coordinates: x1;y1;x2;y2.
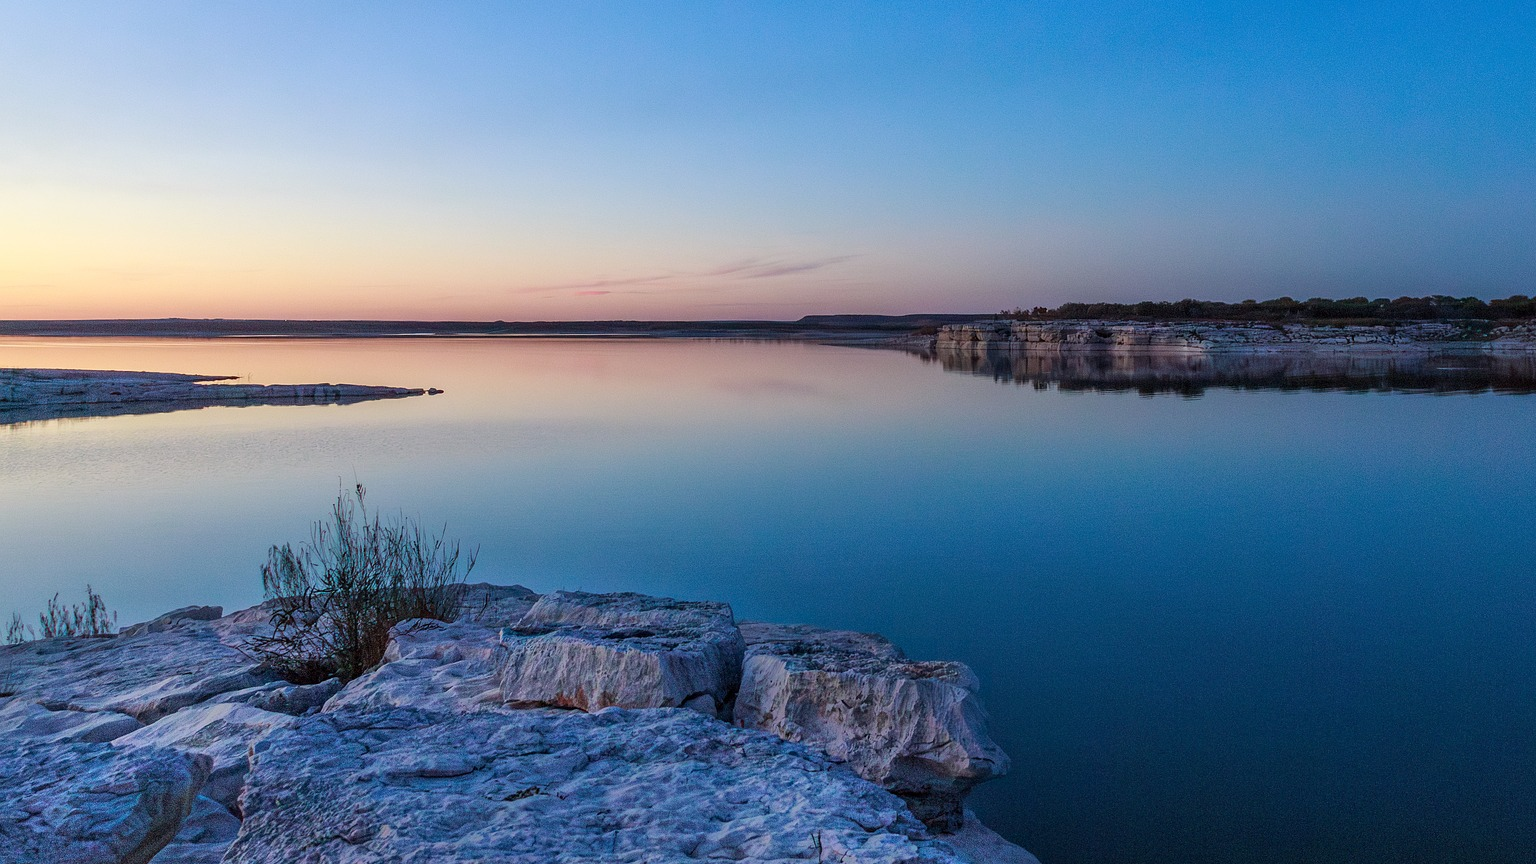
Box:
924;345;1536;395
0;393;420;427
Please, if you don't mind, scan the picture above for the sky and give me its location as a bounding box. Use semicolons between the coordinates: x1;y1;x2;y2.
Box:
1;1;1532;321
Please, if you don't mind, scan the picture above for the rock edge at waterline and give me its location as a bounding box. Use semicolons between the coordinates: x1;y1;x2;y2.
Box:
0;584;1038;864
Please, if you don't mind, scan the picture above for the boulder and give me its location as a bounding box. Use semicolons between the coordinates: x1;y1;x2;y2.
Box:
324;618;508;714
112;703;298;813
734;622;1010;832
224;706;974;863
496;591;745;715
453;582;540;625
119;606;223;638
146;796;240;864
0;697;143;744
0;739;209;864
0;627;276;724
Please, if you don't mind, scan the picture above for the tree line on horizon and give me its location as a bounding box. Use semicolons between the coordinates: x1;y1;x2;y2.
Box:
1003;295;1536;323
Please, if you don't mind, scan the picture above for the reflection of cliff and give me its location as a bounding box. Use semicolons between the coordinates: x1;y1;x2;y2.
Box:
923;345;1536;395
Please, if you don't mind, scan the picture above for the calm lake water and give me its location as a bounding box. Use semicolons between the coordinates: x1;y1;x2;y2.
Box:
3;337;1533;864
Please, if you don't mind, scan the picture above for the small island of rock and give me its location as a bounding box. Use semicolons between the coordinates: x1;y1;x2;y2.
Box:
0;368;438;425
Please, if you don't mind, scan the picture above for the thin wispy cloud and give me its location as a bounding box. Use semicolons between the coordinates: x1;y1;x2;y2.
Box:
517;255;858;297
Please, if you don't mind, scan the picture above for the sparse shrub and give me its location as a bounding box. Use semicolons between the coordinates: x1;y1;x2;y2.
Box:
5;613;27;645
243;484;477;683
4;586;118;644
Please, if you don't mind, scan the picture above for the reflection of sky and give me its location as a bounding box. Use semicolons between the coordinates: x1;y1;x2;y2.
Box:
1;3;1533;319
2;337;1534;862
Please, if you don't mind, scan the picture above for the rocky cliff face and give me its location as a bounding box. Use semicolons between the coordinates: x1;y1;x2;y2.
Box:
933;319;1536;351
0;586;1036;864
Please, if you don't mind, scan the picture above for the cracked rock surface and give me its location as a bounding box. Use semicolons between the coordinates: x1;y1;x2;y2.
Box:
0;624;274;724
0;739;210;864
497;590;746;715
226;706;975;863
0;585;1035;863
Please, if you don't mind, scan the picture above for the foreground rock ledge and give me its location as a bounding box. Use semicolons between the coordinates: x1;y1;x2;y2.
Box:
0;584;1038;864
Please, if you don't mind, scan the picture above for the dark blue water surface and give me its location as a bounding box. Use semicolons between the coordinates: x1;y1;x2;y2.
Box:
2;337;1532;863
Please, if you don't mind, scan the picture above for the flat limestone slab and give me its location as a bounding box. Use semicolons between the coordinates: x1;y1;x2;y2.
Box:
0;697;143;744
226;706;975;864
0;626;275;724
0;740;209;864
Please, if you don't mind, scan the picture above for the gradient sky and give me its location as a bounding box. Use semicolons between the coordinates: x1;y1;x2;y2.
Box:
1;2;1532;320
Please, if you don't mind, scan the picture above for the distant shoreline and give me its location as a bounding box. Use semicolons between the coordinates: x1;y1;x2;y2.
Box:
0;315;977;342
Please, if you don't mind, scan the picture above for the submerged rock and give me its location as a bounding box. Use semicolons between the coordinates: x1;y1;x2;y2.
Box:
226;706;974;863
497;590;745;715
946;810;1044;864
0;739;209;864
734;621;1010;832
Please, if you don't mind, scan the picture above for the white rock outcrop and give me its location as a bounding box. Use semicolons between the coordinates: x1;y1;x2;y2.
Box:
734;622;1010;832
497;590;745;715
0;739;209;864
146;796;241;864
324;618;509;713
112;703;299;812
205;678;342;715
0;697;143;744
225;706;976;863
0;625;275;723
0;586;1036;862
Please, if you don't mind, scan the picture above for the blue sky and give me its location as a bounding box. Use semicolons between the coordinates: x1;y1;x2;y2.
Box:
1;1;1532;318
